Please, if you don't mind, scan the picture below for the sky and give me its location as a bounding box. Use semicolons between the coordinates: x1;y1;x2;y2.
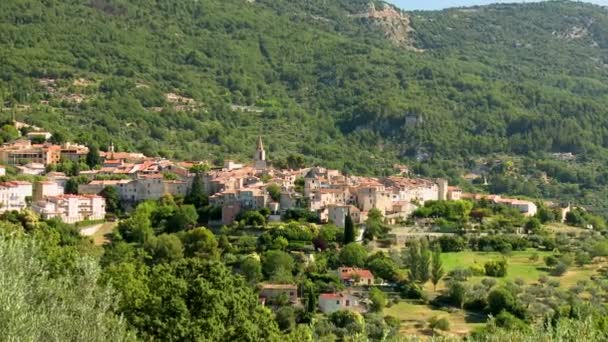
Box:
388;0;608;11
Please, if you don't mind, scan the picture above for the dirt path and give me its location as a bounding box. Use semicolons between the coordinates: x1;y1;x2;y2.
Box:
80;223;103;236
80;222;117;245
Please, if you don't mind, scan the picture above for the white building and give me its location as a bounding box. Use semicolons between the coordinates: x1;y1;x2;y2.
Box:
33;181;64;201
32;195;106;224
16;162;46;175
0;181;33;212
318;292;363;314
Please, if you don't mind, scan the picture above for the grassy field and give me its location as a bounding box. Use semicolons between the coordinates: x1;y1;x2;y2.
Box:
385;301;486;337
545;222;590;234
432;249;602;290
441;250;551;284
388;249;604;337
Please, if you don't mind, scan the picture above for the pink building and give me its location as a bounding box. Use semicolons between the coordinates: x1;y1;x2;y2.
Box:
33;195;106;224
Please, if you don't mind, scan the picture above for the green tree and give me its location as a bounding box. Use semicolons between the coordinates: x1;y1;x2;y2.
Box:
86;144;101;168
428;316;450;334
185;173;208;209
100;186;121;213
484;259;508;277
448;281;468;309
179;227;218;259
275;306;296;332
117;212;154;244
266;183;281;202
65;177;80;194
343;215;356;245
111;259;281;341
144;234;184;265
240;210;266;227
240;256;263;284
404;239;431;284
367;255;399;283
524;217;542;233
167;205;198;233
329;310;365;339
369;288;387;312
575;251;592;267
488;288;519;316
306;287;317;314
0;235;135;341
0;124;19;142
262;250;294;281
430;245;445;291
339;243;367;267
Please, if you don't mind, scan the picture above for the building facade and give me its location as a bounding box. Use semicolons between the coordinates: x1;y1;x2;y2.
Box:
32;195;106;224
0;181;33;212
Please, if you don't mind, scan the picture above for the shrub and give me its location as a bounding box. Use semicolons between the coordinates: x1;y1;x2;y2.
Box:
449;267;473;281
495;311;528;330
551;262;568;277
436;236;467;252
544;255;559;267
469;264;486;276
487;288;525;318
484;259;508;277
428;316;450;333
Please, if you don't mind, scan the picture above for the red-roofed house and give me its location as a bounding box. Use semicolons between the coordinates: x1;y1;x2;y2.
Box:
318;292;362;314
338;267;375;286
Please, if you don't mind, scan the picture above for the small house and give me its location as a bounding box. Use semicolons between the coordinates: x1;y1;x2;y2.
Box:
318;292;362;314
338;267;375;286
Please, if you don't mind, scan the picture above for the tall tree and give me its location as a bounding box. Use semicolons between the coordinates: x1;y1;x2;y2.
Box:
404;239;431;284
185;173;208;209
306;287;317;314
405;239;421;283
343;214;355;245
109;259;281;341
86;144;101;168
100;186;121;214
65;178;79;194
430;245;445;291
0;235;135;341
418;240;432;284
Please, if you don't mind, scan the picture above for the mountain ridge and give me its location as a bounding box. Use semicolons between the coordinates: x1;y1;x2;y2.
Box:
2;1;608;184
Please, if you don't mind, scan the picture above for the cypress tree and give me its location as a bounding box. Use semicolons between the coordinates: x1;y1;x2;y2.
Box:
185;173;208;209
431;245;445;291
343;214;355;245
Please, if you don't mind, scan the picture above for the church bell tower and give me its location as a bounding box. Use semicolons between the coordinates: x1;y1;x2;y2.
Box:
254;136;267;170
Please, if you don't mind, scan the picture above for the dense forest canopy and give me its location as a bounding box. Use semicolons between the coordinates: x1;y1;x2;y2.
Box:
3;0;608;211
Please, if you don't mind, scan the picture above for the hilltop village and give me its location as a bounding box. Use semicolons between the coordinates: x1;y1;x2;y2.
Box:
0;121;539;227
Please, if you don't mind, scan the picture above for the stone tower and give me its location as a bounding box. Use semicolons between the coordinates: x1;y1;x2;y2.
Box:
254;136;267;170
436;178;448;201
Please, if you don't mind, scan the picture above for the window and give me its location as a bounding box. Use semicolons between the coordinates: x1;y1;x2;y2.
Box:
336;300;340;305
345;300;350;306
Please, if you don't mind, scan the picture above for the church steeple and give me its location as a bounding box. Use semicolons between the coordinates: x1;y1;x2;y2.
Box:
254;136;267;170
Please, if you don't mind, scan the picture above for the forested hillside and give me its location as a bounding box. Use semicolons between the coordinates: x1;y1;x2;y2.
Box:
3;0;608;210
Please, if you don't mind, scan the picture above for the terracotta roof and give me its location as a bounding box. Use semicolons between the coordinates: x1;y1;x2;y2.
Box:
338;267;374;280
260;284;297;290
320;293;344;300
